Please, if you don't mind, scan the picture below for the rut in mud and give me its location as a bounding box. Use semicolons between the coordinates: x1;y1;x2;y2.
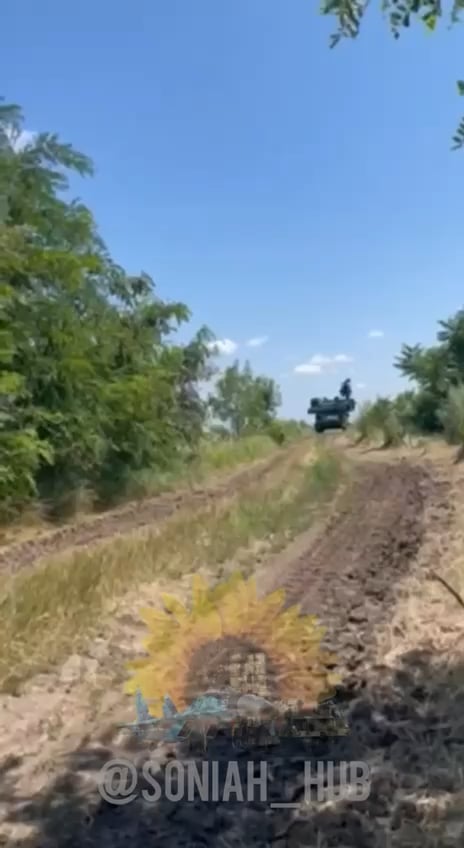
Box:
1;456;459;848
268;458;443;683
0;449;291;575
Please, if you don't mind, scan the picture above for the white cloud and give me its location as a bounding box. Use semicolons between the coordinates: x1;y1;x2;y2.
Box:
310;354;332;365
246;335;268;348
356;382;366;389
294;362;322;374
368;330;384;338
333;353;354;363
206;338;238;356
5;126;37;152
294;352;353;375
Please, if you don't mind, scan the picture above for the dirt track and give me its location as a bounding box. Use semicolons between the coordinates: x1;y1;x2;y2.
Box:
1;451;462;847
0;449;292;574
267;458;445;680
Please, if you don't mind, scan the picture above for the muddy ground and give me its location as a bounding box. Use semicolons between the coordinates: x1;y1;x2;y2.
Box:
0;449;293;575
1;451;463;847
268;458;445;677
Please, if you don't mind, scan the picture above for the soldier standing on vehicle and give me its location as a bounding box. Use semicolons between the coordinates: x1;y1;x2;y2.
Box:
340;378;352;400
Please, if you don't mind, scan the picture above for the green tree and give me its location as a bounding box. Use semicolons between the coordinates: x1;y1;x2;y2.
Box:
320;0;464;147
0;99;214;516
209;360;281;437
394;307;464;432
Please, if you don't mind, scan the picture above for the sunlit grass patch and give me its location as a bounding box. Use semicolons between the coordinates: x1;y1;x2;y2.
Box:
0;445;343;693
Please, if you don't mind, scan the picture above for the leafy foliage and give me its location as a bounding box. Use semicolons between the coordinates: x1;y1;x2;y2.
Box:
394;307;464;435
0;100;295;521
354;397;406;447
438;384;464;444
208;360;282;437
357;306;464;449
319;0;464;148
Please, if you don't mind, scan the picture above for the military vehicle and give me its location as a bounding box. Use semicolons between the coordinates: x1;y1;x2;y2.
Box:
307;387;356;433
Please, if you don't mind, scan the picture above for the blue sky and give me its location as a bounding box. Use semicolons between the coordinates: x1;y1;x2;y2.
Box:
3;0;464;417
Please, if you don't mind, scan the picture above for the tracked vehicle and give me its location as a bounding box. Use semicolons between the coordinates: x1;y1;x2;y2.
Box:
308;390;356;433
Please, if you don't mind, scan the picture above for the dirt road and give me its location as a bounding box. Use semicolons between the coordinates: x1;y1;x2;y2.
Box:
0;448;295;574
265;457;446;678
1;448;462;847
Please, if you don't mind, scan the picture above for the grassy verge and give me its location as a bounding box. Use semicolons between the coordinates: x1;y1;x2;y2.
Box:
0;434;302;546
139;433;286;492
352;399;407;448
121;427;313;498
0;444;344;693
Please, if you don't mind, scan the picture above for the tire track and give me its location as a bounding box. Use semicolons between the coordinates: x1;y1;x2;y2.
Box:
272;459;438;680
0;448;297;575
1;455;457;847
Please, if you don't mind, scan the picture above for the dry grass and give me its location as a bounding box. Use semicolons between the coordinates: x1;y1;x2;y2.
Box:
123;433;288;498
372;581;464;845
0;433;294;547
188;433;285;474
0;443;343;693
370;459;464;847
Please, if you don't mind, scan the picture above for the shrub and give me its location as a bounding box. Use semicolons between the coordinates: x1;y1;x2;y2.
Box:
266;419;309;445
353;402;376;443
354;398;405;447
438;385;464;445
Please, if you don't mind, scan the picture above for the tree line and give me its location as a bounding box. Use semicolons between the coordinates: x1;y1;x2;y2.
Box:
356;308;464;446
0;101;300;522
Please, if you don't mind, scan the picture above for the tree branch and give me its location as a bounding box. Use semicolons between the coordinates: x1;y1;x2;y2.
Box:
429;571;464;610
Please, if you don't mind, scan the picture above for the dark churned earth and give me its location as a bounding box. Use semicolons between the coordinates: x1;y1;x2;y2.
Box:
2;454;463;848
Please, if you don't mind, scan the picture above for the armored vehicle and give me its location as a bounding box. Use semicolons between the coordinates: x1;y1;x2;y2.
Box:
308;389;356;433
